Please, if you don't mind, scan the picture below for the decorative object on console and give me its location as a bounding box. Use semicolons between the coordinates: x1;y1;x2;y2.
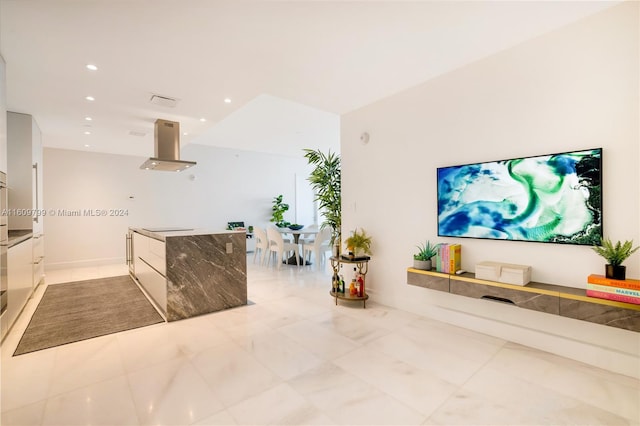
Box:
591;238;638;281
433;243;462;274
303;148;341;255
587;274;640;305
344;228;372;259
475;261;532;286
413;240;438;271
227;221;246;230
437;148;602;245
270;194;291;228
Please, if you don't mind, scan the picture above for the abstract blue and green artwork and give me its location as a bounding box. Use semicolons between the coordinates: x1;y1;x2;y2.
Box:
437;148;602;245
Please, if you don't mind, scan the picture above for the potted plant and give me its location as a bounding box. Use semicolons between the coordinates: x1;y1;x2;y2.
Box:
344;228;372;258
592;238;639;280
413;241;438;270
270;194;291;228
304;149;341;254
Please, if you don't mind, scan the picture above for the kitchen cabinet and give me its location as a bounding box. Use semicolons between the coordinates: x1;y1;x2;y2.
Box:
7;112;41;231
5;238;33;334
32;233;44;287
0;55;7;172
7;112;44;290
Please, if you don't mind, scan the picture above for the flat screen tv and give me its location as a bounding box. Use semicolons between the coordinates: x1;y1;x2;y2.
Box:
437;148;602;245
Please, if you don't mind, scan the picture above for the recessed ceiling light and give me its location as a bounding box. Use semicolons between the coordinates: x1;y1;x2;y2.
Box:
199;118;206;122
85;96;95;101
183;132;189;136
85;116;92;121
84;144;90;147
86;64;98;71
84;131;91;135
224;98;231;103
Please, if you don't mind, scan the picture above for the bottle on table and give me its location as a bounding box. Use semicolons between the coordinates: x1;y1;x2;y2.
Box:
349;278;357;296
357;271;365;297
332;271;339;293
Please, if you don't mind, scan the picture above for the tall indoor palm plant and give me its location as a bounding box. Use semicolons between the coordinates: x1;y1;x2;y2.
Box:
303;148;341;254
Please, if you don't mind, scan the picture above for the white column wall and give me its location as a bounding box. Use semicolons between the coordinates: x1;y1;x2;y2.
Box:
341;3;639;377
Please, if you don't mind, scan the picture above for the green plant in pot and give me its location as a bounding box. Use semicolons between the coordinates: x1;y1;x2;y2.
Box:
592;238;639;280
304;149;341;254
344;228;372;258
270;195;291;228
414;241;438;271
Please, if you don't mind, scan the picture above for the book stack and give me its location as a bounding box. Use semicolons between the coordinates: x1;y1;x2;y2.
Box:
434;243;462;274
586;274;640;305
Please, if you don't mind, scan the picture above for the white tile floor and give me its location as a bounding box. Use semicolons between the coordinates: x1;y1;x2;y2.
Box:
1;258;639;425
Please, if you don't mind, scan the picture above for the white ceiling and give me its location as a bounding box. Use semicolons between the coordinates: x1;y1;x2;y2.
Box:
0;0;618;158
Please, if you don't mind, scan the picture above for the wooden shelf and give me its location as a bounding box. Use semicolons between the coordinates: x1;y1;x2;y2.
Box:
407;268;640;332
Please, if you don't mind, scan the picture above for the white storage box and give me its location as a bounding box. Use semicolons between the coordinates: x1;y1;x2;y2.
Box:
475;261;531;286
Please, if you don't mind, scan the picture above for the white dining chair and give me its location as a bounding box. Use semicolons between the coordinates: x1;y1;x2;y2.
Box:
266;227;300;267
299;224;319;245
302;227;332;266
252;227;269;265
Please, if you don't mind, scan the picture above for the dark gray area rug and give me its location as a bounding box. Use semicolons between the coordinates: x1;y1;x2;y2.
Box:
14;275;164;356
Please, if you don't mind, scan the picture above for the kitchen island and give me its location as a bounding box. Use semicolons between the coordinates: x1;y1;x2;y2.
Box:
128;227;247;321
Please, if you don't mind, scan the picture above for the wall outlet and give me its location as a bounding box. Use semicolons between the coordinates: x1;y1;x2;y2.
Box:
226;243;233;254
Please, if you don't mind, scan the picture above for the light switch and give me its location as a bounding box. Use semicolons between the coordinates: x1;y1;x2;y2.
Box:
226;243;233;254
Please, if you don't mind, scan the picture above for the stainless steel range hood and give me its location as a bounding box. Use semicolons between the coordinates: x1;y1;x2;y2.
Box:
140;119;196;172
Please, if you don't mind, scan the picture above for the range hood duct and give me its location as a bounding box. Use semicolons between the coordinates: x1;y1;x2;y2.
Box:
140;119;196;172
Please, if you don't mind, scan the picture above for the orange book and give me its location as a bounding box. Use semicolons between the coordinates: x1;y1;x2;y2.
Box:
587;274;640;291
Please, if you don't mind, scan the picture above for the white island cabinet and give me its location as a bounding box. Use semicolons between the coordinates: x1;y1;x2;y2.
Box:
133;232;167;314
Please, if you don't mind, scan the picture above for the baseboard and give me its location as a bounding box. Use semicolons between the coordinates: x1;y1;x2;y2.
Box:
45;257;125;271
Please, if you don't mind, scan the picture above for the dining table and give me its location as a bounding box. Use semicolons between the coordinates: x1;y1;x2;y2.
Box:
278;227;318;265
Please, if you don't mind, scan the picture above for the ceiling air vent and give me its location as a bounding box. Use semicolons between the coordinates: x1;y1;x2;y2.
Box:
149;94;179;108
129;130;146;137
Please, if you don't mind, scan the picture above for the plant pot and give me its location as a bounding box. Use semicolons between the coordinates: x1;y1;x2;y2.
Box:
413;259;432;271
605;264;626;280
354;248;366;258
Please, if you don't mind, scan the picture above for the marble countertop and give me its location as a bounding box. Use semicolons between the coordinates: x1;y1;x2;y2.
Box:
8;229;33;248
130;227;242;242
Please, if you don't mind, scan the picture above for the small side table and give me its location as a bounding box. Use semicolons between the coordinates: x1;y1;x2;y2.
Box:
329;256;369;308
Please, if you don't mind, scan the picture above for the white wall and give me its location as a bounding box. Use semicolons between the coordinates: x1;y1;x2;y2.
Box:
43;143;316;268
341;3;639;377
